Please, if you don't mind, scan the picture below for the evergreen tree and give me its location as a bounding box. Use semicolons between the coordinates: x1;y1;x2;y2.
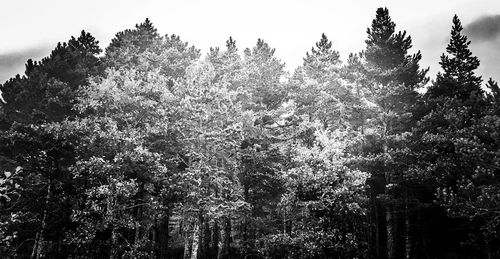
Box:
354;7;428;259
0;31;103;258
486;78;500;115
0;31;103;124
58;68;183;258
301;33;341;81
408;15;499;258
243;39;286;111
363;7;428;130
426;15;483;102
105;18;162;69
290;33;359;130
206;37;242;86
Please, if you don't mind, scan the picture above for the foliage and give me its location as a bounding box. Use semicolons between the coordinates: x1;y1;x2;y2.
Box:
1;10;499;259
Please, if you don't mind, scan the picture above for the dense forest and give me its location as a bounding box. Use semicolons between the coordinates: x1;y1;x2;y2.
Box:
0;7;499;259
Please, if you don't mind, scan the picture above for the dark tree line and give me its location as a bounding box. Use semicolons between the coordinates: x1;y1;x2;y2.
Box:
1;8;499;259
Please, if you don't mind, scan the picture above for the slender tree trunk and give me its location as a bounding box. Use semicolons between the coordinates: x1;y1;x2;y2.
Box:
386;204;395;259
242;186;249;243
153;216;159;258
383;135;394;259
484;235;492;259
108;188;119;259
31;233;40;259
218;216;231;259
195;214;209;259
190;220;200;259
370;195;380;259
134;221;141;254
203;218;212;259
32;180;52;259
183;235;192;259
155;211;170;259
405;198;411;259
133;191;144;255
283;211;286;234
212;219;219;257
374;200;379;258
394;203;406;259
31;232;39;259
110;225;118;259
159;213;170;259
183;220;193;259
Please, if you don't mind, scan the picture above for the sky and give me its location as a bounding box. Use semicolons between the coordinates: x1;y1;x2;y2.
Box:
1;0;500;84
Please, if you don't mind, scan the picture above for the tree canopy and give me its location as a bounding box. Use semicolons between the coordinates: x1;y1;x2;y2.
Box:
1;11;499;259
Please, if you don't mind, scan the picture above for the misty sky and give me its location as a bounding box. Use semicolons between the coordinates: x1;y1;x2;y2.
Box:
1;0;500;84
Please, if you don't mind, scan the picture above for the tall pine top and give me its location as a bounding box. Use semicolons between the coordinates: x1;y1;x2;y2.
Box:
427;15;483;102
440;15;481;87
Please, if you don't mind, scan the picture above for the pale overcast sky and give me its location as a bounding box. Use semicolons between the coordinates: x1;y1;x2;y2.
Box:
1;0;500;83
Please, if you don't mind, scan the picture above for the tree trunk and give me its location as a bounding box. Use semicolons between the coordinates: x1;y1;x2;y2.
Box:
405;199;411;259
157;213;170;259
484;235;492;259
190;220;200;259
383;138;393;259
109;191;118;259
374;201;379;258
153;216;159;258
183;220;193;259
195;214;210;259
283;211;286;234
32;180;52;259
242;186;249;243
183;234;192;259
386;204;395;259
212;219;219;257
218;216;231;259
110;225;118;259
200;216;211;259
134;220;141;254
377;199;388;259
134;183;145;254
394;202;406;259
31;233;40;259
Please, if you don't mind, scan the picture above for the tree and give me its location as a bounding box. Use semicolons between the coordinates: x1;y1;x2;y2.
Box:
301;33;341;81
0;31;103;258
242;39;287;111
426;15;483;103
352;7;428;259
260;120;369;259
105;19;200;82
206;37;242;86
56;68;183;258
172;61;251;259
0;31;103;125
105;18;162;70
407;15;499;258
290;33;363;132
486;78;500;115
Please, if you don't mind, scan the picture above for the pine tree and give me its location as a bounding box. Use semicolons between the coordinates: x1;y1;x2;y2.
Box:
0;31;103;124
426;15;483;102
106;18;160;54
0;31;103;258
486;78;500;115
290;33;357;129
301;33;341;81
407;15;500;258
243;39;286;111
105;18;163;69
364;7;427;124
364;8;427;89
355;7;428;259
